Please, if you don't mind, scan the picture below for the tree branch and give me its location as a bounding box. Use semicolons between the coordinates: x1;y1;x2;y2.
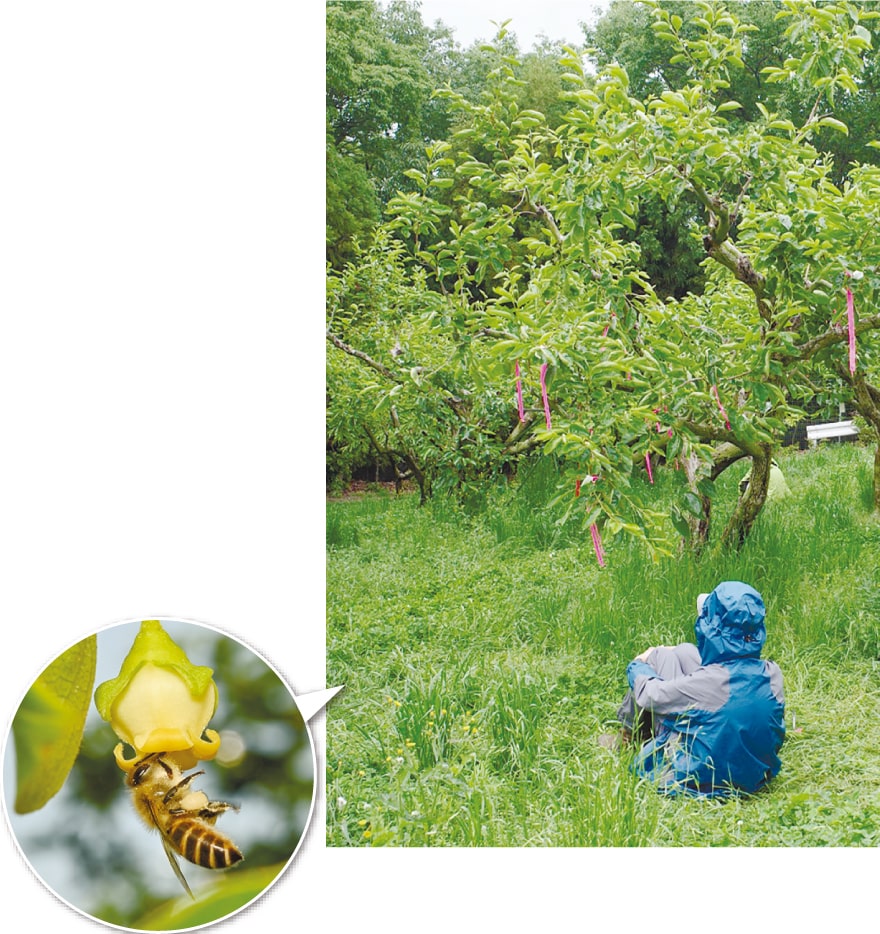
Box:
504;434;543;456
710;442;750;479
326;329;402;383
477;326;518;341
795;314;880;360
502;412;538;454
681;418;771;455
681;167;772;323
534;202;565;246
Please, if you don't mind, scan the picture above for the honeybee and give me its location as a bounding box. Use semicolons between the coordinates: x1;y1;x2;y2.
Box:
127;752;244;898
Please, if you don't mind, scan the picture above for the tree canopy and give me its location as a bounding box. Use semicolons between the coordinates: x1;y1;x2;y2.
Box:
327;1;880;555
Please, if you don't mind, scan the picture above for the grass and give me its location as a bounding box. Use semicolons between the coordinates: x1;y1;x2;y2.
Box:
326;443;880;846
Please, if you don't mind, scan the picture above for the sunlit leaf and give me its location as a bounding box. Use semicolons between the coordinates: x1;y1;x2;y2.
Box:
135;863;287;931
12;635;97;813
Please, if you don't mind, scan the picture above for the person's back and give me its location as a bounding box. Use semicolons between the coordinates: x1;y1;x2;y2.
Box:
628;582;785;797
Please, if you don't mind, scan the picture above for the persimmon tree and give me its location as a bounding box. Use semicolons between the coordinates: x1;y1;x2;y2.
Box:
327;0;880;554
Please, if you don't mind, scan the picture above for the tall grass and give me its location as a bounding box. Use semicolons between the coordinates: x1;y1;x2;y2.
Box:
327;443;880;846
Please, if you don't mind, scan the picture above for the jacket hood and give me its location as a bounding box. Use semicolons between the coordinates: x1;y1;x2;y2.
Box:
695;581;766;664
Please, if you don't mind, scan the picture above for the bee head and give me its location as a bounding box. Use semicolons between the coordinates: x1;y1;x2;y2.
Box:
128;753;175;788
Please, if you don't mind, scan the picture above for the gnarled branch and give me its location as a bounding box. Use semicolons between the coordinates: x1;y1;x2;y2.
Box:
795;314;880;360
326;329;402;383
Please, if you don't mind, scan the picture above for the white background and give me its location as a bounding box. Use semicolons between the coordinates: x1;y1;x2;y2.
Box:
0;2;872;931
419;0;606;48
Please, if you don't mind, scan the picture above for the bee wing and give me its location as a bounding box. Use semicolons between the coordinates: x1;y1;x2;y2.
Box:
147;800;195;900
159;833;195;900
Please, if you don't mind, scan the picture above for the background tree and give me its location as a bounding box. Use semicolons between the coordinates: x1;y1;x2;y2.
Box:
326;1;438;265
326;3;583;269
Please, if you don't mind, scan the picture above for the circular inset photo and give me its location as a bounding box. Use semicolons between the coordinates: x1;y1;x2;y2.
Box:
2;618;314;931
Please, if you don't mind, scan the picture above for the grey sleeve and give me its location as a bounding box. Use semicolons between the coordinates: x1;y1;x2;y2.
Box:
646;643;701;679
631;664;729;715
766;660;784;703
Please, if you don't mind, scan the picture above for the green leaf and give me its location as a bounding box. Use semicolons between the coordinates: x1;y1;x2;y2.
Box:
134;862;287;930
696;477;716;499
816;116;848;135
682;491;704;517
670;505;691;539
854;23;872;44
12;635;97;813
660;90;690;113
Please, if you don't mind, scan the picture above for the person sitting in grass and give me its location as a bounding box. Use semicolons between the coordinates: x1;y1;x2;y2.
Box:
604;580;785;798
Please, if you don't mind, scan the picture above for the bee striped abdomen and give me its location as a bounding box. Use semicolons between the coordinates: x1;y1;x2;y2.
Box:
168;818;243;869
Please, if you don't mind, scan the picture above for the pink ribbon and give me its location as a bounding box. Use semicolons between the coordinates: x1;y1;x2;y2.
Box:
846;287;857;375
590;523;606;567
711;384;731;431
654;406;673;436
540;363;551;430
645;452;654;484
515;361;525;422
601;312;616;339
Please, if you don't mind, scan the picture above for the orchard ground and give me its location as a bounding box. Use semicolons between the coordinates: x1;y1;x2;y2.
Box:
326;442;880;846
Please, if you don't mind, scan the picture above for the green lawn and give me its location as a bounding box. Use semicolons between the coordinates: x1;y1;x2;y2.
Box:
326;443;880;846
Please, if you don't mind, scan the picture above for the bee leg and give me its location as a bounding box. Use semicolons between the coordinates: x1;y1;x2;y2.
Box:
162;771;206;806
197;800;240;825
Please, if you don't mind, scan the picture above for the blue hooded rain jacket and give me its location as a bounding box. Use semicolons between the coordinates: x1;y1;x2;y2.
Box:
625;581;785;798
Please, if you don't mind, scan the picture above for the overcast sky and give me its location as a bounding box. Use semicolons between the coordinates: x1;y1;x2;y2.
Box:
417;0;610;49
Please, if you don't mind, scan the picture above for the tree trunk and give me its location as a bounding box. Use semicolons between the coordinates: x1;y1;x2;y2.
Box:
850;382;880;510
721;444;771;548
680;443;751;551
833;363;880;512
682;452;712;550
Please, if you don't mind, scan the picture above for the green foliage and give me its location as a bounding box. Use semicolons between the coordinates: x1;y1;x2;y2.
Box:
325;0;433;265
326;502;362;548
326;1;431;159
327;443;880;846
325;0;475;266
12;636;96;814
761;1;875;105
392;662;480;770
329;0;880;553
587;0;880;180
133;863;285;931
487;671;544;773
326;138;380;268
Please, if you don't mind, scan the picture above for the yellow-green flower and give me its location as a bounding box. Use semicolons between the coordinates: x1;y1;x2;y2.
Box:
94;620;221;771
